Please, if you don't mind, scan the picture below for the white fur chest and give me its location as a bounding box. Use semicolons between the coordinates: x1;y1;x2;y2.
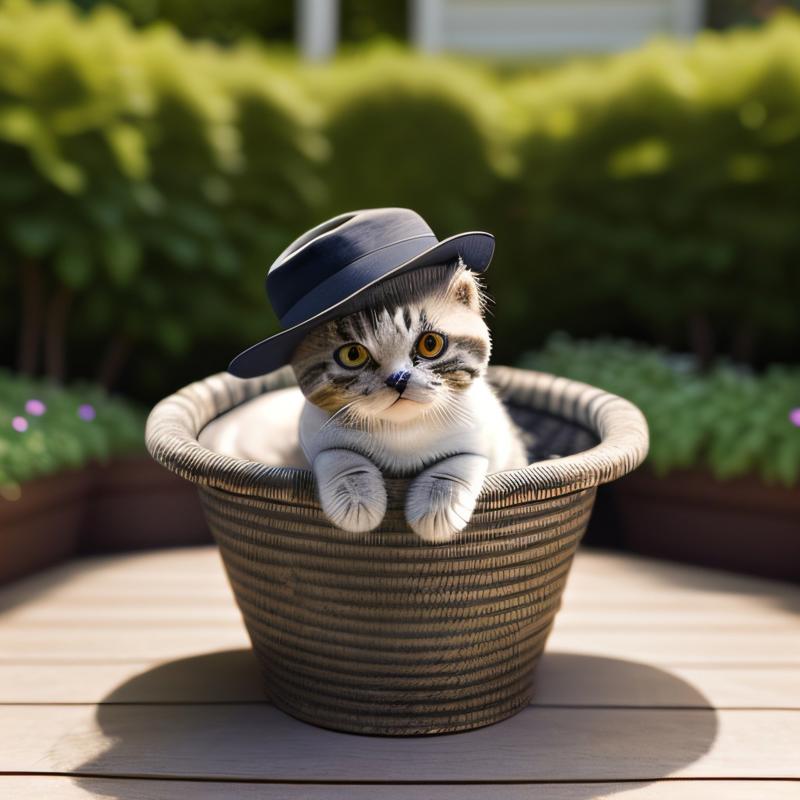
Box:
299;379;524;477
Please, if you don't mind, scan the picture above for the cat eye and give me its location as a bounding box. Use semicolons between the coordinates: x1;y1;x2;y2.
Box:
335;342;370;369
416;331;447;359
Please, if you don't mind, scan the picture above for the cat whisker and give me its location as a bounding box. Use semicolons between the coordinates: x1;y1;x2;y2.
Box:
320;400;360;432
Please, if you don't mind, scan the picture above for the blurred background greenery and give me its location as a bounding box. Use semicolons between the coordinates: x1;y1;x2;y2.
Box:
1;0;799;488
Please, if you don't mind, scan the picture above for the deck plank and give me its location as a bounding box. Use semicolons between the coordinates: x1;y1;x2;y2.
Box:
0;546;798;796
1;545;798;667
5;600;797;628
2;547;796;607
4;776;800;800
0;704;797;781
0;656;797;709
0;620;795;665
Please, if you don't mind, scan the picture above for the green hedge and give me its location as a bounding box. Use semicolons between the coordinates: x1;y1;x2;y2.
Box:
503;20;800;363
521;336;800;486
76;0;405;47
1;0;320;396
2;2;800;402
80;0;295;45
307;46;510;237
0;369;145;488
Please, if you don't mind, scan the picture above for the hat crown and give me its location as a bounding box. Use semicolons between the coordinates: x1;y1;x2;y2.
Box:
227;206;493;378
266;208;437;323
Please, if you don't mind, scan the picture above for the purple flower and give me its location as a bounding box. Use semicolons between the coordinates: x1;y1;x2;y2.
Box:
790;408;800;428
11;416;28;433
78;403;96;422
25;399;46;416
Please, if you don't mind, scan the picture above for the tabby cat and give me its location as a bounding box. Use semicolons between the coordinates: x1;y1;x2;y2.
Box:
291;260;527;542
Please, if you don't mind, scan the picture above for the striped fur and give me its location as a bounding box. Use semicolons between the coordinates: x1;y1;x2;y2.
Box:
290;262;528;541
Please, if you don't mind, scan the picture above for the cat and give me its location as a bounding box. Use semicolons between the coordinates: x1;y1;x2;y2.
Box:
290;260;528;542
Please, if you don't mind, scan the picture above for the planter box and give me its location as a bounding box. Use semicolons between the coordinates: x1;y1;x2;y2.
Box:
606;468;800;582
80;455;211;553
1;455;211;586
0;469;92;585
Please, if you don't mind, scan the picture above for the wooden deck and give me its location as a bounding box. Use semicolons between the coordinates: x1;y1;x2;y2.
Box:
0;546;798;799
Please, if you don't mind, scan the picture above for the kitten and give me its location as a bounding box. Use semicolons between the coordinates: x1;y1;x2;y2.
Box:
290;261;528;542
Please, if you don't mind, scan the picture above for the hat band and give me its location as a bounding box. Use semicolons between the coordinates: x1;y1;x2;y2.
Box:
279;234;438;328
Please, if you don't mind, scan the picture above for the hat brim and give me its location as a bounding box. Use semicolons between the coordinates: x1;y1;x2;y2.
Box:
228;231;494;378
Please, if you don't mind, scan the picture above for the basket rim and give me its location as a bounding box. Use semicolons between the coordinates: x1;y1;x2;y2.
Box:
145;365;648;506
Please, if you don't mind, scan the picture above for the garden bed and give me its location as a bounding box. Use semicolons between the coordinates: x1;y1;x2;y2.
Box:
0;372;209;584
525;337;800;581
81;455;210;553
1;457;209;585
595;468;800;582
0;468;91;585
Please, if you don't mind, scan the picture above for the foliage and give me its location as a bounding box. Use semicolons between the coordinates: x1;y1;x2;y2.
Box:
0;0;320;391
308;19;800;366
521;337;800;486
2;3;800;403
0;369;145;488
504;16;800;364
340;0;406;44
306;46;510;237
71;0;406;46
72;0;294;45
707;1;800;29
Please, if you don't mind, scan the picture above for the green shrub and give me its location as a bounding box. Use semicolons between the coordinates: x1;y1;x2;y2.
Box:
504;17;800;364
3;3;800;404
0;369;145;488
521;336;800;486
74;0;406;47
309;46;511;238
1;0;319;393
79;0;294;45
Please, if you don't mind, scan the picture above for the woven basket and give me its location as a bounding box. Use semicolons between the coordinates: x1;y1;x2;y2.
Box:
146;365;648;735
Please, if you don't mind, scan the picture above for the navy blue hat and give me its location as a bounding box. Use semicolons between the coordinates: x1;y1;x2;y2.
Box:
228;208;494;378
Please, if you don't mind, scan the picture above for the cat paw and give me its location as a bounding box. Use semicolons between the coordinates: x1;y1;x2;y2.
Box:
405;454;488;543
405;474;478;543
314;450;387;533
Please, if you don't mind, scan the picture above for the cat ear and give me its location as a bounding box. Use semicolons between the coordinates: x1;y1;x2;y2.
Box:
449;268;481;312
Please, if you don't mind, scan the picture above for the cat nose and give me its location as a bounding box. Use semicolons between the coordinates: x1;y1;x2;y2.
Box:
385;370;410;393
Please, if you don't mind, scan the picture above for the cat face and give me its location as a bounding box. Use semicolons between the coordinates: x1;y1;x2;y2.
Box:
291;263;491;425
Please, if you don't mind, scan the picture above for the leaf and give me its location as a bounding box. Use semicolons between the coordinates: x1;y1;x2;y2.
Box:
85;196;123;229
155;231;201;267
27;127;85;193
55;243;92;288
105;123;149;181
156;318;189;355
102;232;142;286
131;183;164;215
0;106;39;146
0;171;37;202
7;216;60;258
772;443;800;487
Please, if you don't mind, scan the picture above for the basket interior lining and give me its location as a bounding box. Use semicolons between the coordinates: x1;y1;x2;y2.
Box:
197;386;600;469
506;403;599;463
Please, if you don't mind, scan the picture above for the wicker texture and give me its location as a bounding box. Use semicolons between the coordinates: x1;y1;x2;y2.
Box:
146;366;648;735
